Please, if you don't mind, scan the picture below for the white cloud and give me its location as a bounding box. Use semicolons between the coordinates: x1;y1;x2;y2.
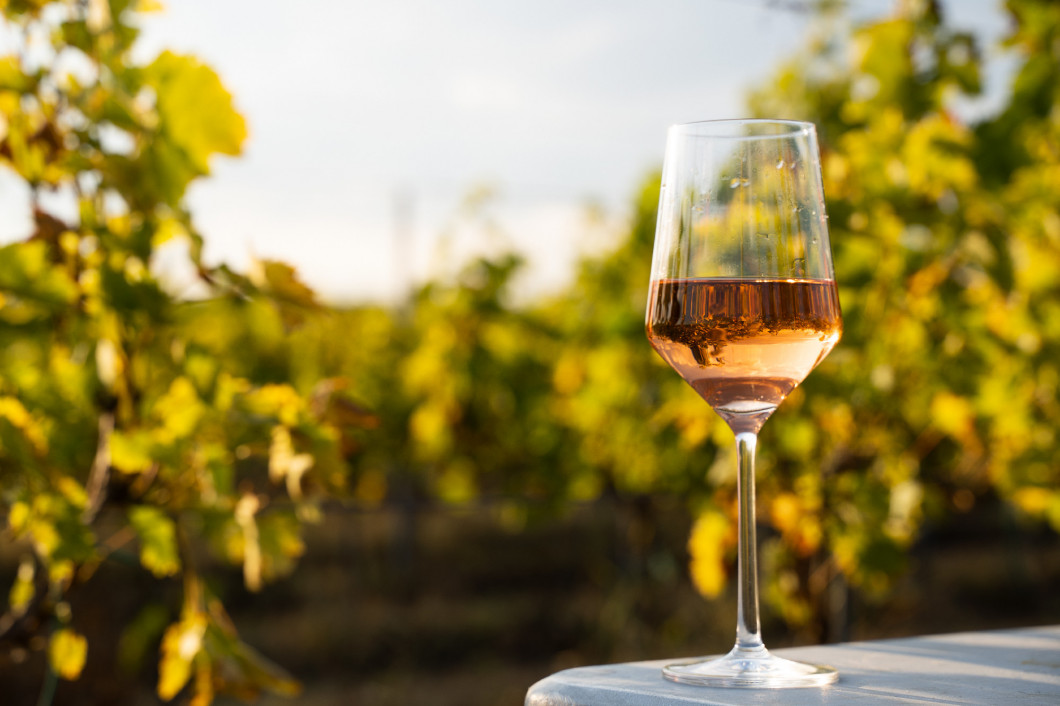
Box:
4;1;1009;303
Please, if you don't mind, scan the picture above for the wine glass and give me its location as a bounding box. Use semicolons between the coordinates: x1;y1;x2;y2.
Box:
645;119;841;687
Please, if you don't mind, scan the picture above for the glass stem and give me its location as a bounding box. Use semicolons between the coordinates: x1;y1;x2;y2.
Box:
734;431;764;652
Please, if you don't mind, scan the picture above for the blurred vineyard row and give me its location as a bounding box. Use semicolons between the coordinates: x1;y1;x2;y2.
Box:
1;0;1059;703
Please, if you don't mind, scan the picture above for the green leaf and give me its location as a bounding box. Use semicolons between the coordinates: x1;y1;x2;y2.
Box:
249;259;320;328
59;20;93;54
257;510;305;583
20;493;96;567
99;263;168;316
0;0;51;18
0;56;38;92
118;603;170;675
128;505;181;578
0;241;79;313
145;49;247;163
122;49;247;206
203;598;301;698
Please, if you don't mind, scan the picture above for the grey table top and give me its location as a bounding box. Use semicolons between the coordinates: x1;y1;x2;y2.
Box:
526;625;1060;705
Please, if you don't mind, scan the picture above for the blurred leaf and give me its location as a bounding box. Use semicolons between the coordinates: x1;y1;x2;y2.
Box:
143;50;246;173
7;556;36;615
687;509;732;598
128;505;181;578
233;493;262;592
242;384;304;427
268;425;313;499
202;598;301;699
256;510;305;584
154;377;205;440
0;56;38;91
110;429;156;473
158;611;206;700
0;241;79;313
48;628;88;680
770;492;823;557
118;603;171;675
0;396;48;454
249;259;319;328
931;391;976;439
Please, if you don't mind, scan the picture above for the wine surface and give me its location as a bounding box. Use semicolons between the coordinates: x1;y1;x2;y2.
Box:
646;278;842;415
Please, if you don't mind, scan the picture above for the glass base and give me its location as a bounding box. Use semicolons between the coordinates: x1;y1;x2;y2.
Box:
663;645;837;688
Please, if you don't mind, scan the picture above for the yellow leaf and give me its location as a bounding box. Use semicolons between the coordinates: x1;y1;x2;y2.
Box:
214;373;250;413
145;51;247;173
154;377;205;440
268;425;314;498
409;401;451;458
49;628;88;681
0;396;48;454
0;56;32;91
8;557;35;615
158;613;207;701
1012;487;1052;516
190;657;214;706
8;501;29;533
48;560;75;587
56;476;88;509
95;338;122;390
687;510;731;598
435;457;477;505
771;492;800;534
931;392;975;439
110;430;155;473
234;493;262;592
243;384;304;426
770;491;823;556
152;215;188;248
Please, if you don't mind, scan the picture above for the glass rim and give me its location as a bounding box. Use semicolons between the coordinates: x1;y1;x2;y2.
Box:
668;118;816;140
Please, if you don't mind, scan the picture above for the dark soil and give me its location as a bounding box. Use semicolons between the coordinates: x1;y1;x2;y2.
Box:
0;496;1057;705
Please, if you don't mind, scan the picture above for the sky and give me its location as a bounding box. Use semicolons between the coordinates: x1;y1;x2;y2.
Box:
1;0;1009;304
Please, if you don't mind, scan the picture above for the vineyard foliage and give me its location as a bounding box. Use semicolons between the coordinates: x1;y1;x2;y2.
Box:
744;0;1060;620
2;0;1059;702
0;0;366;701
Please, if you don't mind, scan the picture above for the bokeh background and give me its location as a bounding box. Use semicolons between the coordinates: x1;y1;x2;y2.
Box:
1;0;1058;704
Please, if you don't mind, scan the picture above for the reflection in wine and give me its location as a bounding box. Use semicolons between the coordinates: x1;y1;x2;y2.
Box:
647;278;841;432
